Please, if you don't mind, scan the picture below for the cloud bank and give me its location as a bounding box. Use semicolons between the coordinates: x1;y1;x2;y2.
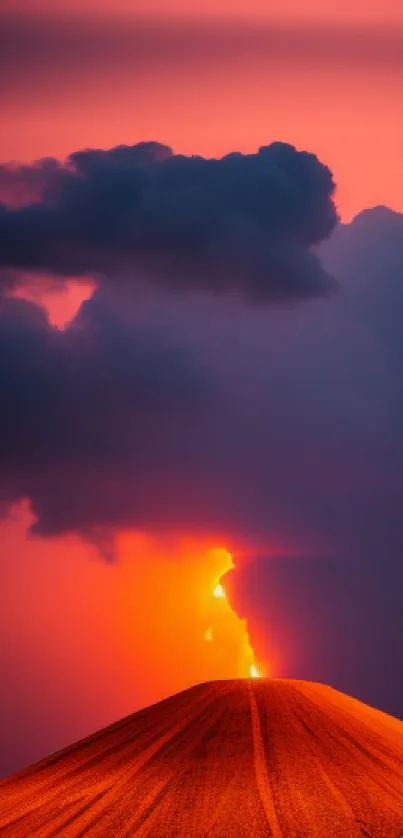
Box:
1;143;402;565
0;141;337;302
1;139;403;719
0;205;402;551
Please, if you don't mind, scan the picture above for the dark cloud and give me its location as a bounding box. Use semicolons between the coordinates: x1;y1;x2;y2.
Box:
0;202;402;542
220;206;403;718
1;206;403;549
0;140;337;302
321;205;403;362
0;291;206;537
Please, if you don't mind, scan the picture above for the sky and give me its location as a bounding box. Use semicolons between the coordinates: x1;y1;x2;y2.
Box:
1;4;403;218
1;0;403;779
2;0;403;20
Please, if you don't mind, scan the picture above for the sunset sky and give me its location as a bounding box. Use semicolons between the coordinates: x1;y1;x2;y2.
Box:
1;0;403;779
2;1;403;218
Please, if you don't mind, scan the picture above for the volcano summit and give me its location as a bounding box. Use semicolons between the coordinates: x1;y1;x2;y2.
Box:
0;679;402;836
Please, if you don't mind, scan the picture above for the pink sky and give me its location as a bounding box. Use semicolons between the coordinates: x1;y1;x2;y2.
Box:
3;0;403;22
1;12;402;219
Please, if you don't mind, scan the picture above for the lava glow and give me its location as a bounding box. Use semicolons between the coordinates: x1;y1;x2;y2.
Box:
212;582;226;600
208;554;264;680
114;535;265;699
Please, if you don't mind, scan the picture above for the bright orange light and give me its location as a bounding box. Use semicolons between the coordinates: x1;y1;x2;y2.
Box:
114;535;267;701
213;582;226;599
207;550;267;681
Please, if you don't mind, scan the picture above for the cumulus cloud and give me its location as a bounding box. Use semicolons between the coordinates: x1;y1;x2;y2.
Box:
1;132;403;564
0;141;337;302
1;206;403;546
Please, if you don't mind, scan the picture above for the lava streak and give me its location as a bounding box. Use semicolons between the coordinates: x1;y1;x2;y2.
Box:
209;549;265;680
114;535;266;703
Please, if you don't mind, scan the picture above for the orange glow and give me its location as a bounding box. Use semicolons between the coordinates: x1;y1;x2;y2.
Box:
115;536;267;694
209;552;265;679
204;626;213;641
0;504;267;774
213;582;226;599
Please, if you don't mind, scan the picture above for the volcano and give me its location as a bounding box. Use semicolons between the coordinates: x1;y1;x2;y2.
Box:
1;679;402;836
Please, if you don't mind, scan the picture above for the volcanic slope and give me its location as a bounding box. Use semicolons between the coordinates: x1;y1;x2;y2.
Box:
0;679;403;836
